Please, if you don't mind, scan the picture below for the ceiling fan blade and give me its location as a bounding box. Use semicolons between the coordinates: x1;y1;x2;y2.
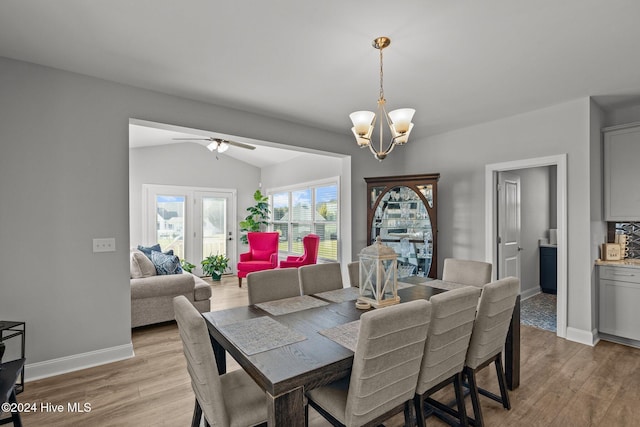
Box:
172;136;255;151
227;140;256;150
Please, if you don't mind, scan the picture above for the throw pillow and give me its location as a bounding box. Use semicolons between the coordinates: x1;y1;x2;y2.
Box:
137;244;174;259
130;250;157;278
252;249;273;261
150;250;183;275
137;244;161;259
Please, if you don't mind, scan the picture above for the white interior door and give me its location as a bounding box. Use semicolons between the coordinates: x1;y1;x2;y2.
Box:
498;172;521;279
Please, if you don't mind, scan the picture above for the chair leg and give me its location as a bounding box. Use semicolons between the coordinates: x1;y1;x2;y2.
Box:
465;367;484;427
454;372;469;427
191;399;202;427
403;401;414;427
495;355;511;410
238;276;242;287
413;394;427;427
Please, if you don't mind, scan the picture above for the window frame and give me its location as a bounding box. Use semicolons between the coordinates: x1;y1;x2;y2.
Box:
267;177;340;262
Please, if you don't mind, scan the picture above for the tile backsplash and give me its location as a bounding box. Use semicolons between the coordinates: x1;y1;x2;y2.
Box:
609;222;640;259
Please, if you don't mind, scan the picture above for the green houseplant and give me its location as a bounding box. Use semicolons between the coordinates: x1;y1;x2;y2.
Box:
201;254;229;281
180;259;196;273
239;189;270;244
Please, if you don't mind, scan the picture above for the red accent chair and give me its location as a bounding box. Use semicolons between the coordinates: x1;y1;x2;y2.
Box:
279;234;320;268
237;232;279;287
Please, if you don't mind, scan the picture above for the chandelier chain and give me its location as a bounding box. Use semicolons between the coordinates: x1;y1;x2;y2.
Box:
379;48;384;101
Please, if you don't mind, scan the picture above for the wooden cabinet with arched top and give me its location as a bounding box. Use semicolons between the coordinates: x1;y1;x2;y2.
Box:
365;173;439;279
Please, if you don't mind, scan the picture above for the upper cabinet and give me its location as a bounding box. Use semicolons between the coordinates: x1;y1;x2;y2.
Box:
604;122;640;221
365;174;439;279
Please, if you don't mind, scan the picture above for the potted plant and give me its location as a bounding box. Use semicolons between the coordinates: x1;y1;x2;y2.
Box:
180;259;196;273
201;254;229;281
239;189;270;244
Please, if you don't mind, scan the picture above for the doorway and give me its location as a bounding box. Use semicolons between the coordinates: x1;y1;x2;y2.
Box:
143;184;236;277
485;154;567;338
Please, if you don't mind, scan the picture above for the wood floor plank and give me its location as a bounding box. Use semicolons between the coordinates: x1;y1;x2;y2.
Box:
11;276;640;426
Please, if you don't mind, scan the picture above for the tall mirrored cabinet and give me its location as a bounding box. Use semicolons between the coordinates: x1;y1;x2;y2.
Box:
365;173;439;279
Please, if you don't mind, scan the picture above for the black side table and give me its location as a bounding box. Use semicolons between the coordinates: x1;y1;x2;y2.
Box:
0;322;24;395
0;358;25;427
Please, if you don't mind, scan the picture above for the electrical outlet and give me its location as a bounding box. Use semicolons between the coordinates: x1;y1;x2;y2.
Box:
93;238;116;253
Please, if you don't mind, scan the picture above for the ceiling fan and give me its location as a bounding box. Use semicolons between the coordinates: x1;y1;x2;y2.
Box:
172;137;256;153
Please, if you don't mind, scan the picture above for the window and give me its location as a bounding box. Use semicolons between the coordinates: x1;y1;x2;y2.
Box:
269;180;339;261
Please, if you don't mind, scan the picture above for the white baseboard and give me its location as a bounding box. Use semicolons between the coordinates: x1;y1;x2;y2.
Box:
520;288;541;301
25;343;135;382
565;327;598;346
598;332;640;349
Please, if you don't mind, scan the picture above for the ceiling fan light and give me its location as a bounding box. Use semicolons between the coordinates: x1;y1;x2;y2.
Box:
217;141;230;153
206;141;217;152
388;108;415;134
349;111;376;136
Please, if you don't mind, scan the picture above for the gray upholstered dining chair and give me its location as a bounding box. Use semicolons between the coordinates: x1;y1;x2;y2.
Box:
464;277;520;427
441;258;492;287
299;262;343;294
347;261;359;287
306;299;432;427
173;296;268;427
246;267;301;305
413;286;482;427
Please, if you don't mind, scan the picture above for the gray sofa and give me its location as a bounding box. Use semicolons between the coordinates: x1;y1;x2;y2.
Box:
130;249;211;328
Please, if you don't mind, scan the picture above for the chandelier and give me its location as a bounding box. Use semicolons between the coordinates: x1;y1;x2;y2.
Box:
349;37;415;161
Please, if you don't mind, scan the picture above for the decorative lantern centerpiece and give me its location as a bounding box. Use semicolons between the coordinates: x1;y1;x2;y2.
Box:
358;236;400;308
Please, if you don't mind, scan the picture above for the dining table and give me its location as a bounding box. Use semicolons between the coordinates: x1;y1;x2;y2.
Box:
202;279;520;427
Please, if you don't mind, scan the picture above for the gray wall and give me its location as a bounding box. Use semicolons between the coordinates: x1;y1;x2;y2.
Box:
0;56;367;375
129;142;260;258
399;98;598;335
0;54;616;376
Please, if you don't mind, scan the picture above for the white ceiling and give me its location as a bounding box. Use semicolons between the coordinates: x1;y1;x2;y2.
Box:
2;1;640;149
129;122;304;168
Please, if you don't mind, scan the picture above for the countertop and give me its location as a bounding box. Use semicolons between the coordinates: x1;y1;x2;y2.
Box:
595;259;640;268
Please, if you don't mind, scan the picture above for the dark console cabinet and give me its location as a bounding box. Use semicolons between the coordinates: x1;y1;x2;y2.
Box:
540;245;557;294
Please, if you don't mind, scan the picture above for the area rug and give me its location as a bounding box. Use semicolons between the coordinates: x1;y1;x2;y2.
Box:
521;292;556;332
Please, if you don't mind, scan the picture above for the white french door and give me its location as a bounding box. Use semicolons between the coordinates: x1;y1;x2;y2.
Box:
143;185;236;276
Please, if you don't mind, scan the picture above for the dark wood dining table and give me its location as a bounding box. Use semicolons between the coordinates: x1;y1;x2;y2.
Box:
202;280;520;427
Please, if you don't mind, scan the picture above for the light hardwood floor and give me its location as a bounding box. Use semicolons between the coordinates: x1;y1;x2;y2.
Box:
11;276;640;426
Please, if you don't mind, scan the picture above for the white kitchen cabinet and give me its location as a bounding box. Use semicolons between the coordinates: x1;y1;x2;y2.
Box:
603;122;640;221
598;265;640;341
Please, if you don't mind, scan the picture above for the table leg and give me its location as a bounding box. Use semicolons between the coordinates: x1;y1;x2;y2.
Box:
267;387;305;427
505;295;520;390
209;334;226;375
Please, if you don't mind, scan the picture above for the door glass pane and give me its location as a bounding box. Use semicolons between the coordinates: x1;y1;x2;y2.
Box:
203;197;226;258
156;195;185;259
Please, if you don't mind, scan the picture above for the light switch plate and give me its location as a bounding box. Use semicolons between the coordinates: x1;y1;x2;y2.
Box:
93;238;116;253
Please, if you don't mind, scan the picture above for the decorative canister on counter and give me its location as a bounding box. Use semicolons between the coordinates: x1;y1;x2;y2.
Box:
615;234;629;259
602;243;622;261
